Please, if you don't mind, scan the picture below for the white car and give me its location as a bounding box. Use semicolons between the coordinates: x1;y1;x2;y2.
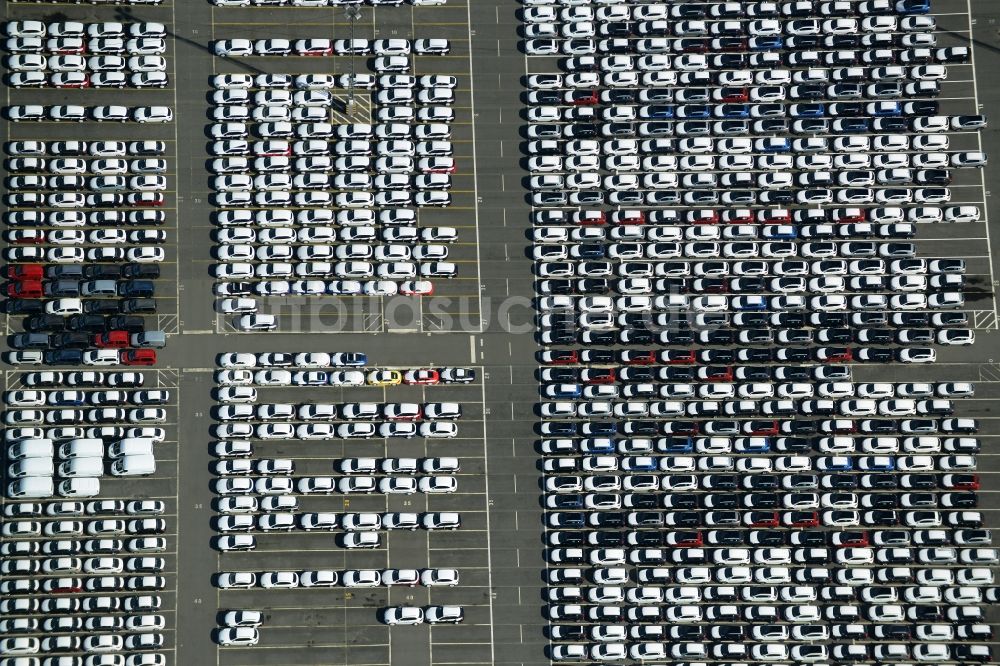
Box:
382;607;424;625
217;627;259;646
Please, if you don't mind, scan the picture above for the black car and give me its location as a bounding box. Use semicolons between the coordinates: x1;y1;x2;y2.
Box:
106;316;145;333
121;264;160;279
580;422;615;436
548;531;586;546
666;495;698;510
542;330;573;345
628;531;662;547
44;349;83;365
577;278;609;294
26;314;67;332
6;299;44;315
85;265;121;280
750;529;784;546
857;328;893;344
865;493;898;509
703;474;738;490
701;494;737;510
784;420;819;435
776;438;811;453
538;368;576;382
821;474;857;490
744;475;779;490
84;300;121;315
549;625;584;641
589;531;625;547
735;366;771;381
598;22;632;37
46;265;84;280
548;494;583;510
588;512;625;528
622;421;658;436
51;332;91;349
706;529;744;546
864;474;900;490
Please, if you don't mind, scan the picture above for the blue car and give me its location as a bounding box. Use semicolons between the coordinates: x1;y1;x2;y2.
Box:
581;437;616;453
677;104;711;119
757;137;791;153
335;352;367;366
789;103;825;118
749;36;783;50
763;225;797;240
642;104;674;119
659;437;694;453
545;383;582;399
716;104;749;118
736;437;771;453
859;456;895;471
836;118;871;133
897;0;930;14
868;101;901;117
817;456;853;472
582;422;617;437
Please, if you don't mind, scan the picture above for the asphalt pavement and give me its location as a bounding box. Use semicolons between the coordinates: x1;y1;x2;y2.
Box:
1;0;1000;664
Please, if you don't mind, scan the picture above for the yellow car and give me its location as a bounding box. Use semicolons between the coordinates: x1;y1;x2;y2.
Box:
367;370;402;386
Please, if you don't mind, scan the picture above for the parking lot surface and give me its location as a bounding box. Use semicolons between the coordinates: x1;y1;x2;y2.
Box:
1;0;1000;665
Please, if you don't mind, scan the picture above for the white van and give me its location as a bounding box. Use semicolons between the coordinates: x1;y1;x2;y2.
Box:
8;438;53;460
8;458;54;479
7;477;54;499
58;477;100;498
110;454;156;477
58;438;105;460
108;438;155;459
58;457;105;478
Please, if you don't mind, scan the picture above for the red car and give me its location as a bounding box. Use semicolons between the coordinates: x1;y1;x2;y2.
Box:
833;207;866;223
819;347;852;363
698;366;734;382
541;350;578;365
6;264;43;281
403;369;440;385
566;90;598;105
746;420;779;436
94;331;129;349
120;349;156;366
55;75;91;88
622;350;657;365
660;350;695;365
717;87;749;102
7;229;46;244
573;211;605;226
6;281;42;298
784;511;820;528
580;369;615;384
745;511;779;528
129;192;164;207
